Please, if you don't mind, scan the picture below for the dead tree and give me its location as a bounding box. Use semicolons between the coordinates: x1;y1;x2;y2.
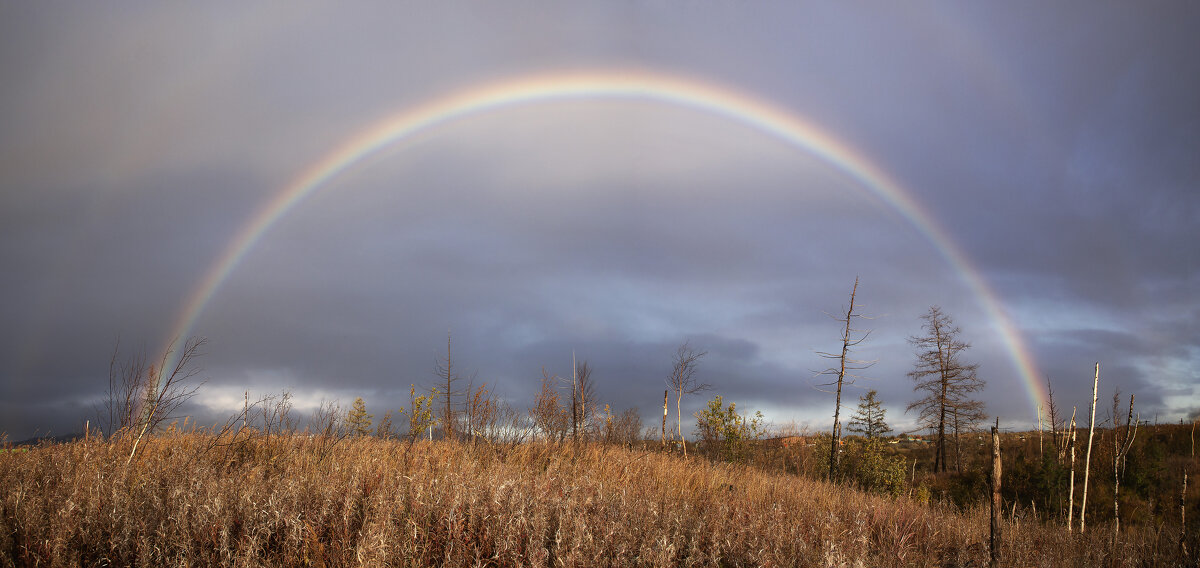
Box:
816;277;873;479
1182;470;1189;560
434;332;464;441
1046;376;1067;463
571;357;596;443
990;418;1002;568
530;369;568;442
906;306;985;473
661;389;669;447
666;341;708;456
1080;362;1100;533
1067;407;1078;531
1111;392;1138;535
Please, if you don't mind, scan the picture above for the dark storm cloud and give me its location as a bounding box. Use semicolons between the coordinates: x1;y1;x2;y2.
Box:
1;3;1196;441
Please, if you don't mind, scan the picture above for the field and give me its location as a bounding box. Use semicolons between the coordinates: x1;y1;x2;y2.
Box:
2;430;1194;567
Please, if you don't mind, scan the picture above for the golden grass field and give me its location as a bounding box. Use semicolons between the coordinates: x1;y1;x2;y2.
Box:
0;432;1191;567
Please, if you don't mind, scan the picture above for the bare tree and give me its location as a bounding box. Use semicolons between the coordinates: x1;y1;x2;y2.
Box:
111;337;207;463
1067;406;1078;531
571;358;596;443
434;332;464;441
1111;391;1138;536
666;341;709;456
103;336;206;439
816;277;873;478
1045;376;1067;463
600;405;643;448
905;306;985;473
465;381;498;445
530;368;568;442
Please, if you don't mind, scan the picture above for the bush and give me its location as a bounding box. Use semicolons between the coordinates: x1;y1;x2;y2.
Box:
694;395;764;463
840;438;908;497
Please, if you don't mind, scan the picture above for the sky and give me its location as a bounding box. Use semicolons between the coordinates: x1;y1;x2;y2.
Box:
1;3;1197;441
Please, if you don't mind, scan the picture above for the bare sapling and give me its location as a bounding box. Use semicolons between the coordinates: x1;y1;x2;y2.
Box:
666;342;708;457
1080;362;1099;533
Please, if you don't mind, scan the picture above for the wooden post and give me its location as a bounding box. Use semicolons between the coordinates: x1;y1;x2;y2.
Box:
990;418;1002;568
1080;363;1099;533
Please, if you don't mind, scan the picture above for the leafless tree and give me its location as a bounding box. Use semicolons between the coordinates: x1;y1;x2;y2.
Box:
1067;406;1078;531
604;406;643;448
307;399;349;463
1045;376;1067;463
1111;391;1138;536
106;336;208;463
905;306;985;473
666;341;709;456
530;368;569;442
103;336;206;439
571;358;596;443
434;332;464;441
816;277;873;478
465;381;498;445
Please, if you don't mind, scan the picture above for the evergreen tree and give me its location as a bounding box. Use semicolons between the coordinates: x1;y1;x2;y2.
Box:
346;396;373;437
847;389;892;438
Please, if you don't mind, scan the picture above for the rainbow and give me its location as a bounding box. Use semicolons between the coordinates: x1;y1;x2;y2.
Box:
162;69;1047;417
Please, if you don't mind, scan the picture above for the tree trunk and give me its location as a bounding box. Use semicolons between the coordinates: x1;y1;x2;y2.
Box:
1067;407;1077;532
830;379;842;479
990;419;1002;568
1182;470;1189;560
937;380;948;473
677;388;685;456
1080;363;1099;533
661;389;668;447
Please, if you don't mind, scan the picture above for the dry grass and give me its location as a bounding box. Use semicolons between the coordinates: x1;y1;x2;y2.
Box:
1;432;1190;567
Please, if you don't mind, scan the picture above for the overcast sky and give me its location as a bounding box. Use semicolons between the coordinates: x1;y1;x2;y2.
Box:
2;3;1196;441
